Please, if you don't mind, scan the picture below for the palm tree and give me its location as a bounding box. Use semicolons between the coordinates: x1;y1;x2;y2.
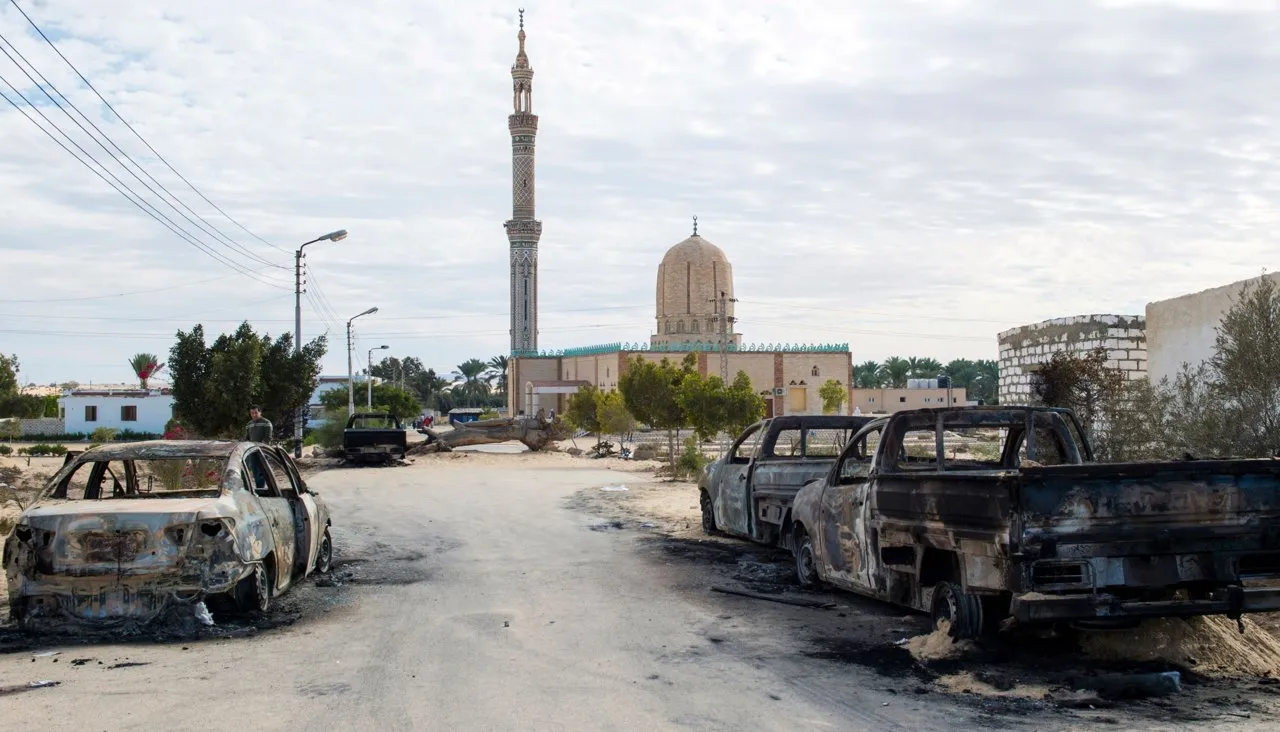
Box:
943;358;978;387
907;357;943;379
879;357;910;388
454;358;491;407
128;353;165;390
972;359;1000;404
485;355;510;399
414;368;451;411
854;361;883;388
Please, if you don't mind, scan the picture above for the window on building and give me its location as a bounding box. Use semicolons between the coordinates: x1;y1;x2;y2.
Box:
788;387;806;413
84;405;98;422
677;320;686;333
692;320;700;333
899;396;906;403
868;397;875;403
811;366;820;377
606;367;610;378
121;405;138;422
664;321;672;334
708;319;716;333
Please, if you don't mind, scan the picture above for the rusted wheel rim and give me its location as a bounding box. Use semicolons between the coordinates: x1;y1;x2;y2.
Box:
316;531;333;574
254;564;271;612
797;537;817;584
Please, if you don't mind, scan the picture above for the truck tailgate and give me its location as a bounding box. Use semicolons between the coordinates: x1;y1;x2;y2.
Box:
1018;460;1280;557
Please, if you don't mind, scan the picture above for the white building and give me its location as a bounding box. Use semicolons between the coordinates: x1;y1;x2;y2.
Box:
1146;272;1280;386
60;388;174;435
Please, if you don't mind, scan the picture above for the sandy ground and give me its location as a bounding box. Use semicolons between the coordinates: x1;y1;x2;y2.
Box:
2;444;1280;730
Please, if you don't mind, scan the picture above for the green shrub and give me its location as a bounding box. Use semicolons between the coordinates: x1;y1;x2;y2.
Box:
115;429;160;441
675;435;709;480
312;410;347;449
90;427;119;443
24;444;68;457
302;432;320;447
0;444;11;455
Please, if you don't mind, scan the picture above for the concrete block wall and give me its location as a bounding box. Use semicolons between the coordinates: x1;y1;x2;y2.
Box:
20;418;65;436
997;314;1147;405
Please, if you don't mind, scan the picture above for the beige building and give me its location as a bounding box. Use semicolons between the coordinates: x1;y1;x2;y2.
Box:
509;225;854;419
849;386;968;415
1145;272;1280;386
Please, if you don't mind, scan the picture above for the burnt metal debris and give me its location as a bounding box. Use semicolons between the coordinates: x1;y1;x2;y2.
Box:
3;440;333;627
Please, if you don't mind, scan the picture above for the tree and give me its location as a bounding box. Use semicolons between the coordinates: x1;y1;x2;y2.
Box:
908;357;943;379
320;382;421;419
563;383;602;436
453;359;491;407
818;378;847;414
128;353;165;390
1207;277;1280;456
1031;348;1123;443
596;390;636;448
677;372;728;442
0;354;17;396
619;355;691;470
486;355;510;400
972;359;1000;404
879;357;910;388
723;371;766;436
169;322;326;439
853;361;883;388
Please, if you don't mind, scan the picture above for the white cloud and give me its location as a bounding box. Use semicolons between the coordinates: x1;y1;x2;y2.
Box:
0;0;1278;385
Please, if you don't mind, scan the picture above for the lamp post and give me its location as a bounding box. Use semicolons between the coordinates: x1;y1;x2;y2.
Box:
293;229;348;457
347;307;379;417
367;345;389;408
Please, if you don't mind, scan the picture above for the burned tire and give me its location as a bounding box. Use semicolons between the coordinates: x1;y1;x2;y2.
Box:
315;528;334;574
699;491;717;535
794;529;819;587
931;581;983;639
235;562;272;613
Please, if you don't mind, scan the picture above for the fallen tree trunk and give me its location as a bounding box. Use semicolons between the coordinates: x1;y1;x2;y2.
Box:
406;412;569;456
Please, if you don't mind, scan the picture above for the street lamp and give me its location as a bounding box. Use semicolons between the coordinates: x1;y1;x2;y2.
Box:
347;307;378;417
367;345;389;408
293;228;348;457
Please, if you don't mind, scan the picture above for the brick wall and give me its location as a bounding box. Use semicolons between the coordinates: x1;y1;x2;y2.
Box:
20;418;65;436
997;314;1147;405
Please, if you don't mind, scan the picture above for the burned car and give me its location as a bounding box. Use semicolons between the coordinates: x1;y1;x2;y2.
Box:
3;440;333;626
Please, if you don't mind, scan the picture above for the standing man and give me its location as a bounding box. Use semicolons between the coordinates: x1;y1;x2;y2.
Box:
246;405;273;443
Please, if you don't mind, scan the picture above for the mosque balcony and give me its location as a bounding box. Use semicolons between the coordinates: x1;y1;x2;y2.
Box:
510;342;852;358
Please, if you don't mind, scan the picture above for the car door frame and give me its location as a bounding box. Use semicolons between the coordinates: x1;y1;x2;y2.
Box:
716;421;768;536
816;423;881;593
241;446;298;593
270;446;322;577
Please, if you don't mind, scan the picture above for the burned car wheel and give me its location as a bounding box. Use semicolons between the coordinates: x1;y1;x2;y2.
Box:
235;563;272;613
699;491;717;534
794;530;819;587
315;528;334;574
931;581;982;639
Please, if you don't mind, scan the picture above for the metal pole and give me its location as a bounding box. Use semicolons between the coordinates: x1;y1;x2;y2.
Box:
293;248;304;457
367;348;375;409
347;321;355;417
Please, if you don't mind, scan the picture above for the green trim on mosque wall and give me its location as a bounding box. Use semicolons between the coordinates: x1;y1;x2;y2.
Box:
511;342;850;358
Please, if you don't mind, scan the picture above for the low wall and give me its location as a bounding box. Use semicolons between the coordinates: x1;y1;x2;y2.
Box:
997;314;1147;405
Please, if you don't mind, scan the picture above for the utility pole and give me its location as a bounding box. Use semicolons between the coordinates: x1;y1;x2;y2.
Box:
709;289;738;455
294;229;348;457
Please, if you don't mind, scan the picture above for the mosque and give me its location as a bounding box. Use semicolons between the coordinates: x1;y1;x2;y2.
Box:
502;13;852;418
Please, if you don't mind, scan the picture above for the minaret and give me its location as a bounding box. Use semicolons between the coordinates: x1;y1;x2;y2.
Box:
505;8;541;355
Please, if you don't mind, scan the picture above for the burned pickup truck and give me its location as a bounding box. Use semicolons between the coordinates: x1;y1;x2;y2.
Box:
343;412;407;463
4;440;333;627
699;415;873;545
789;406;1280;638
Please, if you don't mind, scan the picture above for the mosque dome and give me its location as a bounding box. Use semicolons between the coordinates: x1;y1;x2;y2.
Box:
652;228;739;347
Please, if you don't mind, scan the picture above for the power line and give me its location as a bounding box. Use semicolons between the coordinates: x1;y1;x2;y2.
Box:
0;76;289;289
0;274;245;303
737;299;1015;325
7;0;291;255
0;30;286;271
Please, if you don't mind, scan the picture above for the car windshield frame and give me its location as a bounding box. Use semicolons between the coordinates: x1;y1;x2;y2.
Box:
44;455;229;500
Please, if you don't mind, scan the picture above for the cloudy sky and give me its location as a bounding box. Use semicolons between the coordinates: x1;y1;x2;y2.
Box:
1;0;1277;385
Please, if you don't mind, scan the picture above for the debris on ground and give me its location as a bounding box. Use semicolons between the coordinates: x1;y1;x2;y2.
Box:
600;484;628;492
193;601;215;627
903;620;974;662
710;585;836;609
0;679;60;696
1081;615;1280;677
1074;670;1182;700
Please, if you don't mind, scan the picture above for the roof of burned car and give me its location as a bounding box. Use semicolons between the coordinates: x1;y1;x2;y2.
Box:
75;440;245;460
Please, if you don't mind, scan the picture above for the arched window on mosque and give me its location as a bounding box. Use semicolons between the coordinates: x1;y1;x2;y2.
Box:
812;366;820;377
708;319;717;333
664;321;672;334
692;320;700;334
677;320;686;333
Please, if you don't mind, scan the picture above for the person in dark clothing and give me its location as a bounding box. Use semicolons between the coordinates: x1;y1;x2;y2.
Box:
245;405;273;443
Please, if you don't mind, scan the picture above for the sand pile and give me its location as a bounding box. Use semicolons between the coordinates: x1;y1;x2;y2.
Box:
937;671;1051;700
905;620;976;662
1082;614;1280;677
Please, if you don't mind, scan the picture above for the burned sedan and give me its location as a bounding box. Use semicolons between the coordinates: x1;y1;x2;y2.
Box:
3;440;333;626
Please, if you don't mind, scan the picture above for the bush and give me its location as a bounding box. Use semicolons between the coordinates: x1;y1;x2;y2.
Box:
311;410;347;449
675;435;709;480
9;433;88;442
90;427;119;443
116;429;160;441
479;410;501;421
631;443;662;461
24;444;68;457
0;444;11;455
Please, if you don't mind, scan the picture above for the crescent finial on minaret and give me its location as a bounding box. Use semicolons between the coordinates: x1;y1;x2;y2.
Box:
692;215;698;236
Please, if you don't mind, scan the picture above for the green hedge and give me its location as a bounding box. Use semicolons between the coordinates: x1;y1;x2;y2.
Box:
18;444;69;456
4;431;162;442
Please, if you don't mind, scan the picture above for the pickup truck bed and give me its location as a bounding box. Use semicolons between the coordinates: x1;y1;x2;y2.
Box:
343;413;407;463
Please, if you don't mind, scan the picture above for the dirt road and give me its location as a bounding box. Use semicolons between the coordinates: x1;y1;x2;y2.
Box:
3;450;1279;730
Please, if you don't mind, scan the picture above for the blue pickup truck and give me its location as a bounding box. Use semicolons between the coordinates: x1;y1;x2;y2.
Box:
787;406;1280;638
